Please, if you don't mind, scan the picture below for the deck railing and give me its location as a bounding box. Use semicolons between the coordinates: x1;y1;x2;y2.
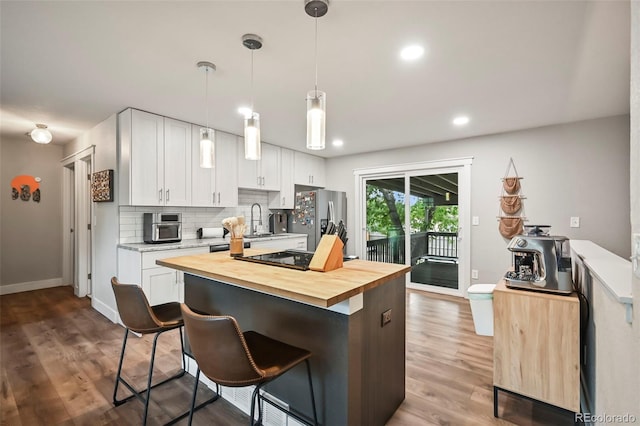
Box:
366;231;458;263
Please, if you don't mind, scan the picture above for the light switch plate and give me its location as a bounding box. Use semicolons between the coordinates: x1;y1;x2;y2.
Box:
570;217;580;228
472;269;479;279
472;216;479;226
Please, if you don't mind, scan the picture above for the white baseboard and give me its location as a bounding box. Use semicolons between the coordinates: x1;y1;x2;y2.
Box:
0;278;65;295
91;297;120;324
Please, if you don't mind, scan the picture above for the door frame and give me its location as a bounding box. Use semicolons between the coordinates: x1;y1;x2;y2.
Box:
354;157;473;296
61;146;95;297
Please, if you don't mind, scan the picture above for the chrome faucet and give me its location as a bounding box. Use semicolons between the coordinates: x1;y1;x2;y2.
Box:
250;203;262;235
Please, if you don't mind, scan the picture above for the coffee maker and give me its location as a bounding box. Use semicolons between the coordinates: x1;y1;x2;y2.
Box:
504;233;574;294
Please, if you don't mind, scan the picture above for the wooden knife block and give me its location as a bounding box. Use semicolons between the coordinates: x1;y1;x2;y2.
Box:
309;235;344;272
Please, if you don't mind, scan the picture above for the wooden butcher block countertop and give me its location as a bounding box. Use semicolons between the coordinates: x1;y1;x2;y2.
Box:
156;249;410;308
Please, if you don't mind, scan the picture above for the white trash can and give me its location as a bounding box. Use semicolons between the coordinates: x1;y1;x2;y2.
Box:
468;284;496;336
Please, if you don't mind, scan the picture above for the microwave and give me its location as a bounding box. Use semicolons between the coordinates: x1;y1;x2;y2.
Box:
143;213;182;243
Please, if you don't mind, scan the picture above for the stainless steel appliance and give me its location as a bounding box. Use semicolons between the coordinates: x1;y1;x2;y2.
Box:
288;189;347;250
504;235;573;294
269;212;288;234
143;213;182;244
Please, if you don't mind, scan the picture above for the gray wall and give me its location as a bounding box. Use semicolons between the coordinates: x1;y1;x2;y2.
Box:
0;137;64;287
325;115;631;285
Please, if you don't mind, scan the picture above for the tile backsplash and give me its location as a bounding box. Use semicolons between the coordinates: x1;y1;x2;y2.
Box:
119;189;271;243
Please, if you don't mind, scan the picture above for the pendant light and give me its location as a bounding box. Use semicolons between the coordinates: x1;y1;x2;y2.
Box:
242;34;263;160
30;124;53;144
197;61;216;168
305;0;329;151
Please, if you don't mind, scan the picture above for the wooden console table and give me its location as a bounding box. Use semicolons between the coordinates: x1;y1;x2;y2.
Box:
493;280;580;416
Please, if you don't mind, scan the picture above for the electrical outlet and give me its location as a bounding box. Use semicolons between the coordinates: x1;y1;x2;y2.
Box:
472;269;479;279
570;217;580;228
472;216;479;226
381;309;392;327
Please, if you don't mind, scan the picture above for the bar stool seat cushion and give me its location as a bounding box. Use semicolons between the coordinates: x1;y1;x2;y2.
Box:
151;302;183;327
243;331;312;380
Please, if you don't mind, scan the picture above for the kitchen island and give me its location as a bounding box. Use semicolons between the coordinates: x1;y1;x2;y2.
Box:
157;249;410;426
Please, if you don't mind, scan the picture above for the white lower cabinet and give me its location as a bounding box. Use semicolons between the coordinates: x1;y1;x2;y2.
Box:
118;247;209;306
249;236;307;251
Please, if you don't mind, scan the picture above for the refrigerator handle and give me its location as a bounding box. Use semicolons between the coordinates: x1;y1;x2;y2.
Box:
328;201;336;224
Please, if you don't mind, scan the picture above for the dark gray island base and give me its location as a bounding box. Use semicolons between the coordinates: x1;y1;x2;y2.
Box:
184;272;406;426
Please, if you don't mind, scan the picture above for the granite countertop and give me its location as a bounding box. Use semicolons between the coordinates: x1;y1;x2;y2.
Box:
118;233;307;252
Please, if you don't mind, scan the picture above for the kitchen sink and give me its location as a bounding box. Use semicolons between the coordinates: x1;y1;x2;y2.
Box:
243;233;274;239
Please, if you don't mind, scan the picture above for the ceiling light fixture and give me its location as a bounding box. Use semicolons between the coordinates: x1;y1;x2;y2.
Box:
305;0;329;151
400;45;424;61
332;139;343;147
197;61;216;168
30;124;52;144
242;34;263;161
453;115;470;126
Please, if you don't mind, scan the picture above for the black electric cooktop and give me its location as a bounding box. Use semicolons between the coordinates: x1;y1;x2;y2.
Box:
235;250;315;270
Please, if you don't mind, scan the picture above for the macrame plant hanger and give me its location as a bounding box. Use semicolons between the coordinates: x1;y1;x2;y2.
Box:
497;157;526;239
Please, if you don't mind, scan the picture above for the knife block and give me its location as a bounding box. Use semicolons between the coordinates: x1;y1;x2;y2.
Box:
309;235;344;272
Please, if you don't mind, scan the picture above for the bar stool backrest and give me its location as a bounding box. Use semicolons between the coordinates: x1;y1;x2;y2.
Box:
111;277;163;334
181;304;264;387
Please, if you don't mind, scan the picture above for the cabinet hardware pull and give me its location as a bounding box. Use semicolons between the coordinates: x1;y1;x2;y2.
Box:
218;192;220;203
257;176;260;186
213;192;215;204
282;196;285;206
159;189;163;201
166;190;170;202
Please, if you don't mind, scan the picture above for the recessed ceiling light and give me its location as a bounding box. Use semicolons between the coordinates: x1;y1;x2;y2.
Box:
332;139;344;147
452;116;470;126
237;106;252;118
400;45;424;61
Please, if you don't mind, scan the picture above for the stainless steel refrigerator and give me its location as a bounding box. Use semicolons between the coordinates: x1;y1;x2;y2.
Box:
288;189;347;250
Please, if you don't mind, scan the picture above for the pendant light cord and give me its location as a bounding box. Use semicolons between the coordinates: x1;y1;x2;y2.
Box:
251;49;255;112
205;66;210;130
314;8;319;97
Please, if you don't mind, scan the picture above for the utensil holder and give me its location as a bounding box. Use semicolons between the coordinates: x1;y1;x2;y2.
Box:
230;237;244;257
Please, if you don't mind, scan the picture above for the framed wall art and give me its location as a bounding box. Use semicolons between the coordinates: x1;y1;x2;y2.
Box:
91;169;114;202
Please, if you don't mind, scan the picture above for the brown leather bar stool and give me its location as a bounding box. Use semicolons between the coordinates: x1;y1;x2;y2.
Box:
180;304;319;426
111;277;218;425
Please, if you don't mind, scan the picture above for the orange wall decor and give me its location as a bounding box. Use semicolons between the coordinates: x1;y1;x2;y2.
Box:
11;175;41;202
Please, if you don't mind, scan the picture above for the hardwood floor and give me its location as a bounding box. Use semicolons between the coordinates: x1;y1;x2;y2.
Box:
1;286;574;425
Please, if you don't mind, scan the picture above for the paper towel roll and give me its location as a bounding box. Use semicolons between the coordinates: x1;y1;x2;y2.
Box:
198;227;224;239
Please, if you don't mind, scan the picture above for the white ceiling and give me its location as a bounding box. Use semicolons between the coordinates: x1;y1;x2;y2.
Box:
0;1;630;158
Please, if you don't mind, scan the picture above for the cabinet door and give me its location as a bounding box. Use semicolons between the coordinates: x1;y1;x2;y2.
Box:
237;137;260;189
260;144;280;191
131;110;164;205
294;151;311;185
269;148;294;209
250;237;307;251
191;124;216;206
163;118;191;206
142;267;179;306
309;154;326;188
215;132;239;207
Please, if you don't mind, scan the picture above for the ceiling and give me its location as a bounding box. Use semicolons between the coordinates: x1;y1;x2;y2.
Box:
0;1;630;158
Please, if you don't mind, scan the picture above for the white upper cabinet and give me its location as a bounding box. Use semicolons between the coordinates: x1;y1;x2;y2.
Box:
119;109;191;206
294;151;326;187
163;117;192;206
269;147;295;209
237;141;280;191
191;127;238;207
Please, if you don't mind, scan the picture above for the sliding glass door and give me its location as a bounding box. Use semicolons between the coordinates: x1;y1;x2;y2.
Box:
355;159;471;297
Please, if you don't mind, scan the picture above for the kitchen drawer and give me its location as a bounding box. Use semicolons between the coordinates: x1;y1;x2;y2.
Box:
142;247;209;269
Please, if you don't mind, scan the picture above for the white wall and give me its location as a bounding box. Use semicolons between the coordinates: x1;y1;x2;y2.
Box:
0;138;64;292
63;114;120;322
326;115;630;285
